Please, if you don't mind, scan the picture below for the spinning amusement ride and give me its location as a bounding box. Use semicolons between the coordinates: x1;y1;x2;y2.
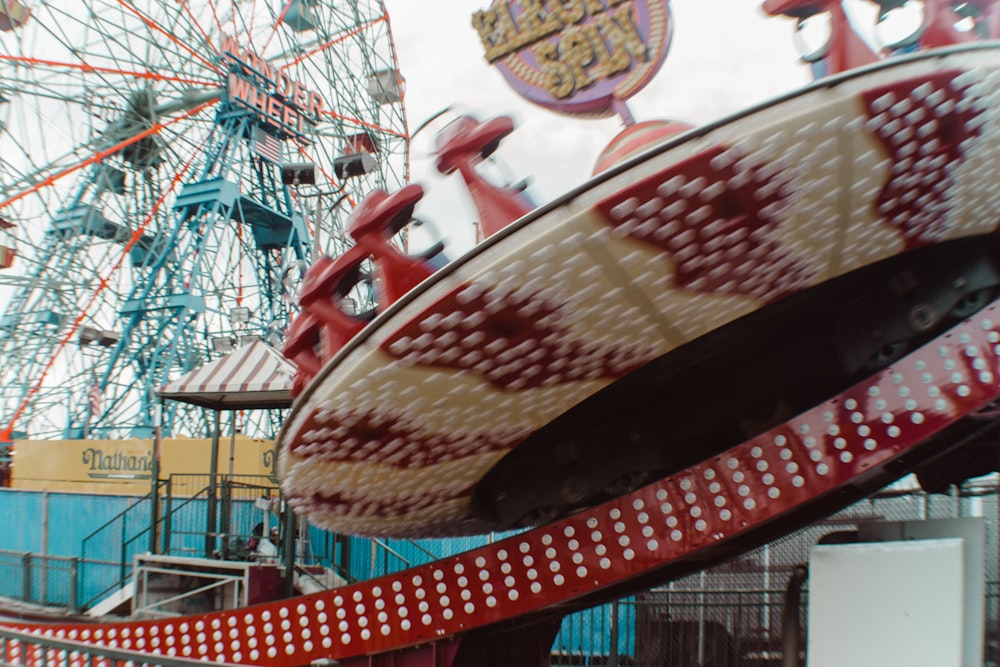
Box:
4;0;1000;666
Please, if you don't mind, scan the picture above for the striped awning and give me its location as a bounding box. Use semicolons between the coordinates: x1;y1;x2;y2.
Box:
157;340;294;410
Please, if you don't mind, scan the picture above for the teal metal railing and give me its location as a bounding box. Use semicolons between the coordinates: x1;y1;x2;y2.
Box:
0;550;81;612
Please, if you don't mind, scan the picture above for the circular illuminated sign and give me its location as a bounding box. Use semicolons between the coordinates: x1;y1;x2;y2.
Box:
472;0;673;117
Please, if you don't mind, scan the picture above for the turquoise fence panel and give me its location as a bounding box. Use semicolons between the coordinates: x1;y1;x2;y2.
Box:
0;489;139;556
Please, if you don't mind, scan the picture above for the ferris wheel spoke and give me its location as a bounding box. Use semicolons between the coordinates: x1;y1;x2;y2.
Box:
227;0;261;50
318;110;407;140
111;0;222;76
180;0;224;50
0;54;217;88
0;98;217;213
260;0;300;54
29;4;164;99
285;14;387;71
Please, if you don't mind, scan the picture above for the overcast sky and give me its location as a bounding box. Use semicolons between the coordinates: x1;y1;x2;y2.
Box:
383;0;815;251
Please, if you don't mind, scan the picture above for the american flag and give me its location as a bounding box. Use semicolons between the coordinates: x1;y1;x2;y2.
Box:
253;125;283;164
88;373;102;419
83;372;102;438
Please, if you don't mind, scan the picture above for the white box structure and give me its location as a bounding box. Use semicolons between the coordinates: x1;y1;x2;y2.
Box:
808;537;966;667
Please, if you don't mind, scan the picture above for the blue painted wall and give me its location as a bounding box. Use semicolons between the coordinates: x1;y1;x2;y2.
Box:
0;488;140;556
0;489;627;659
0;488;146;607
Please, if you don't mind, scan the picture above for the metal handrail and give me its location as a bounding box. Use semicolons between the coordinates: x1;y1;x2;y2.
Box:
0;624;243;667
80;486;210;611
80;491;153;546
394;538;439;563
134;570;245;618
294;561;356;587
158;486;211;551
80;478;170;551
368;538;442;569
80;521;156;611
370;538;411;570
81;475;283;611
0;550;82;612
0;550;80;566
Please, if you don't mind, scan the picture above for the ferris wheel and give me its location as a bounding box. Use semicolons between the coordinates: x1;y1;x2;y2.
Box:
0;0;409;441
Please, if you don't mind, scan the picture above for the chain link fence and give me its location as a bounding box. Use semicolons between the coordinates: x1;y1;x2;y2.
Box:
553;476;1000;666
5;473;997;664
0;550;80;611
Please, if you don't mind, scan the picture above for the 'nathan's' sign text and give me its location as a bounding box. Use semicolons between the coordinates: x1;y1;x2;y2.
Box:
221;35;325;139
82;447;152;479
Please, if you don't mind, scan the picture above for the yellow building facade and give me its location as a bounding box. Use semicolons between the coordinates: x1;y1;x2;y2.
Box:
11;436;277;494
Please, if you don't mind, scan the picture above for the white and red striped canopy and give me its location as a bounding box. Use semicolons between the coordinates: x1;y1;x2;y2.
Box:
158;340;294;410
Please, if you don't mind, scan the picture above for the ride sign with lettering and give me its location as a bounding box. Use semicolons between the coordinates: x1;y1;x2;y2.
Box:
472;0;672;118
221;35;325;140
